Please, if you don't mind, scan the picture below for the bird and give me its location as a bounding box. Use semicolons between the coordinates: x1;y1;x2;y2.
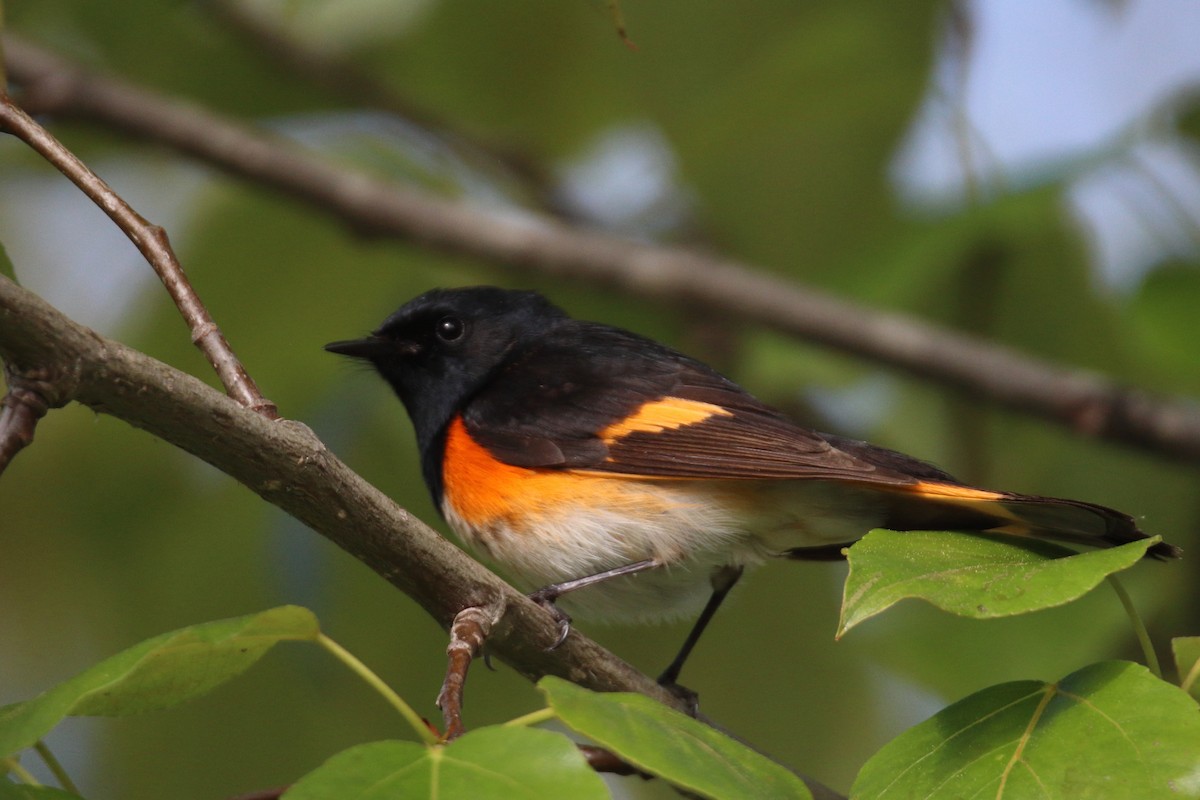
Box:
325;285;1180;688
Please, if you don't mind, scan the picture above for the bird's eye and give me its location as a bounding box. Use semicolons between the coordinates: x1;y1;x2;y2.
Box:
436;316;464;342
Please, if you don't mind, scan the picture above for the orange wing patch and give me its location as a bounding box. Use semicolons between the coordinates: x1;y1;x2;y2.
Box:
887;480;1013;520
599;397;731;444
905;481;1006;501
878;479;1024;531
443;416;626;529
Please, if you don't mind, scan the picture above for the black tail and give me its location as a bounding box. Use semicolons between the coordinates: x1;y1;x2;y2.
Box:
874;481;1181;561
988;493;1181;560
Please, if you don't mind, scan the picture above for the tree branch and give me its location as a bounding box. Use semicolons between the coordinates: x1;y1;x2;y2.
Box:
6;34;1199;465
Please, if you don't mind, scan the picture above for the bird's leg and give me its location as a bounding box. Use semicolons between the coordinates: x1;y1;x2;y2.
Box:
656;564;744;707
528;558;662;648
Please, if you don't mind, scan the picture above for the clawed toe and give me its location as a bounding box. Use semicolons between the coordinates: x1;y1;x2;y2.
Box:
550;617;571;649
528;588;573;649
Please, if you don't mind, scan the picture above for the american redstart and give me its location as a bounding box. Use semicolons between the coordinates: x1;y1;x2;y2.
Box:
326;286;1180;687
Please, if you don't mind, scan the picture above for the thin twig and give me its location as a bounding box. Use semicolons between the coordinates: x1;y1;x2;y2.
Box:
6;35;1199;464
437;603;503;740
603;1;639;50
0;90;278;419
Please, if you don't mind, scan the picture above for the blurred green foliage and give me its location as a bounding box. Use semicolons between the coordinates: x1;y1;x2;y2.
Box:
1;1;1199;797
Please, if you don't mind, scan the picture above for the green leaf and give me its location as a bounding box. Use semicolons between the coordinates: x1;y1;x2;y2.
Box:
0;784;84;800
540;676;812;800
838;530;1154;636
853;661;1200;800
282;728;608;800
1174;637;1200;701
0;606;319;758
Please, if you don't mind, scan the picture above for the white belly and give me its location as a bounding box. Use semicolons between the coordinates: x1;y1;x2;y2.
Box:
443;477;881;623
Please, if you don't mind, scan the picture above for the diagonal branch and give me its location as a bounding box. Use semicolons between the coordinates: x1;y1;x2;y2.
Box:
6;35;1200;464
0;88;277;419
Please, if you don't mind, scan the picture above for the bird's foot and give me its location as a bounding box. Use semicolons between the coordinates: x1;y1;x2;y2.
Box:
656;675;701;716
527;587;573;649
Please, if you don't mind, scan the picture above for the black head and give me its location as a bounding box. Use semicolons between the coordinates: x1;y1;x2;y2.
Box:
325;286;569;452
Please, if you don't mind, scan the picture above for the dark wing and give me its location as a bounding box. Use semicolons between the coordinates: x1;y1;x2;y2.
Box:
461;321;957;488
596;396;958;484
460;320;1181;560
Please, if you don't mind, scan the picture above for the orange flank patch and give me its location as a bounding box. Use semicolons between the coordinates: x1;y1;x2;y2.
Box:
442;416;627;529
905;481;1007;501
599;397;731;443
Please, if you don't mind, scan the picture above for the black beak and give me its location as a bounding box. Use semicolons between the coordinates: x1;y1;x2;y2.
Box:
324;336;417;359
